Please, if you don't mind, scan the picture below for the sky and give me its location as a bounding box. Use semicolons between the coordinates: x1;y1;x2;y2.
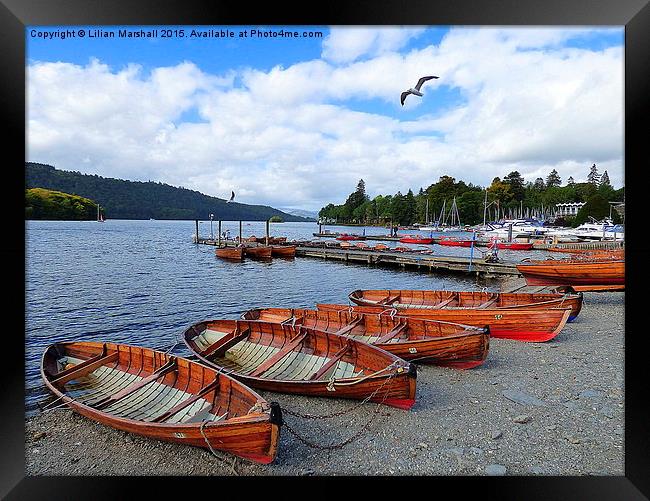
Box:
26;25;624;211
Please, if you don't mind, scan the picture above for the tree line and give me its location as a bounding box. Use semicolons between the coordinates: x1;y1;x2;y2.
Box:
318;164;624;227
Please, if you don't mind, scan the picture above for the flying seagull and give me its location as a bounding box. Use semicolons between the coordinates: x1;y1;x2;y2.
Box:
400;75;439;106
227;191;235;203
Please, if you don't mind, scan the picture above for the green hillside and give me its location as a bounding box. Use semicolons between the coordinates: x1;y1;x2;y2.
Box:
25;162;314;222
26;188;98;220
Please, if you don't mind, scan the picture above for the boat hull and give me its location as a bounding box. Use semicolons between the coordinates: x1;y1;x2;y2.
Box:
184;320;416;409
317;304;572;342
438;239;473;247
270;245;296;257
516;260;624;287
399;237;434;244
244;246;273;259
41;342;281;464
348;289;583;322
242;308;490;369
216;247;244;260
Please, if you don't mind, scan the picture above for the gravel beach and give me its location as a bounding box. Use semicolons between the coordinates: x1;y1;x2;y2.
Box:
25;289;624;476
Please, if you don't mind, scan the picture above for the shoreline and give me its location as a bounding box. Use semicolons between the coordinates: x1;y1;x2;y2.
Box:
26;290;624;476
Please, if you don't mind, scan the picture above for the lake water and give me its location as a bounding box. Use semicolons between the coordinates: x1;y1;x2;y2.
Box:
25;219;553;413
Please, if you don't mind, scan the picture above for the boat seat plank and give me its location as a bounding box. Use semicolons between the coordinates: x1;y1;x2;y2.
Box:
51;351;120;387
151;378;220;423
477;297;499;309
204;328;251;358
376;323;408;344
92;358;178;410
379;294;400;306
249;333;308;378
333;317;363;336
310;344;352;380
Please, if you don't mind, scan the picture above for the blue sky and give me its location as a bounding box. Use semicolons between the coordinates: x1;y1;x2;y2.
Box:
26;26;624;210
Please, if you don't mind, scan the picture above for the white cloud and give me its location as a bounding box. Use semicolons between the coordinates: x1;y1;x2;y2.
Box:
27;27;623;211
322;27;426;64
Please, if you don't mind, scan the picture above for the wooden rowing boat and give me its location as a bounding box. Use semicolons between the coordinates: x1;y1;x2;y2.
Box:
317;303;572;343
244;245;273;259
41;341;281;464
242;307;490;369
516;258;624;290
348;289;583;322
183;319;417;409
216;246;244;261
270;245;296;257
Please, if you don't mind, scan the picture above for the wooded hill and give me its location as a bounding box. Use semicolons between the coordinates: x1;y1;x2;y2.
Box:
26;188;98;220
25;163;314;222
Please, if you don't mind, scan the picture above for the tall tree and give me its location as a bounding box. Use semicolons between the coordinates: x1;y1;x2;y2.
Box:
533;178;545;191
545;169;562;187
600;170;611;187
567;176;575;185
502;171;525;201
587;164;600;185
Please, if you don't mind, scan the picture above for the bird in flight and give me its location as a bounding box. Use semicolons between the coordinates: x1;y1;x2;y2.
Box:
227;191;235;203
400;75;439;106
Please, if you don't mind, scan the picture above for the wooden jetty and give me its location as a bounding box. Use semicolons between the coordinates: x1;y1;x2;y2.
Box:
294;246;520;277
530;240;624;251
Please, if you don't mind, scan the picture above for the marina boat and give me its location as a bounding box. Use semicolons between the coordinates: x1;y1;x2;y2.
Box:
183;319;417;409
479;219;550;240
399;235;434;244
317;303;572;343
516;258;624;291
216;246;244;260
242;307;490;369
244;245;273;259
336;233;366;241
348;289;583;321
488;240;534;250
270;245;296;257
41;341;282;464
437;237;475;247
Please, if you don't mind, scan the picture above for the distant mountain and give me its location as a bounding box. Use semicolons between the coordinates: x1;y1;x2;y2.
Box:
25;162;312;222
277;208;318;221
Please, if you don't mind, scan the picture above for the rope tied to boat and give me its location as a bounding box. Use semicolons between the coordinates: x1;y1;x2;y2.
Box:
199;419;239;475
280;367;401;450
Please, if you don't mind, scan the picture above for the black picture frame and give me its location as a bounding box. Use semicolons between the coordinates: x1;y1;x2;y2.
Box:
4;0;648;498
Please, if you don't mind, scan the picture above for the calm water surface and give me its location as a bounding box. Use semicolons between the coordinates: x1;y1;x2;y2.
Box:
25;220;553;412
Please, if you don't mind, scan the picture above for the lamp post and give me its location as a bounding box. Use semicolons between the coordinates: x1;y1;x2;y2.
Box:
210;213;214;240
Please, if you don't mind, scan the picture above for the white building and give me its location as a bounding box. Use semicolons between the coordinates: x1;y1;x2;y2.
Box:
555;202;585;217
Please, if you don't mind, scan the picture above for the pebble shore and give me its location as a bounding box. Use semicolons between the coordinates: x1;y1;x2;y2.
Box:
25;290;624;476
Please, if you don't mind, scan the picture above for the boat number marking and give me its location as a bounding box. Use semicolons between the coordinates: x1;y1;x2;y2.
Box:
494;314;503;320
174;432;186;438
409;348;417;354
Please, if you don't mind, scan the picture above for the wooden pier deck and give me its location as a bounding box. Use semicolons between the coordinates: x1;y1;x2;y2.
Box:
294;246;520;277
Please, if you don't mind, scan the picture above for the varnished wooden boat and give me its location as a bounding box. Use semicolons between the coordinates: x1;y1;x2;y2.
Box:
183;319;416;409
216;246;244;261
41;341;281;464
242;307;490;369
348;288;583;322
317;303;572;343
270;245;296;257
516;258;624;290
244;245;273;259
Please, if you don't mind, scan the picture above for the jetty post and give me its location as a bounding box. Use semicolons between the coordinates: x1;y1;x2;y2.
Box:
239;220;243;243
266;219;270;246
218;220;222;247
194;219;199;244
